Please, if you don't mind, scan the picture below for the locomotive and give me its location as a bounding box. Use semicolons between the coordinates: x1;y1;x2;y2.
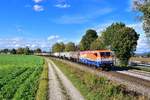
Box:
51;50;114;69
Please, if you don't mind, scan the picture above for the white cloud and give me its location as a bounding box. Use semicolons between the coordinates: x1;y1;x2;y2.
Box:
92;21;114;34
47;35;59;41
127;22;143;34
130;22;150;53
0;38;42;50
33;0;43;3
94;21;144;34
0;36;66;51
135;34;150;53
14;44;20;48
54;0;71;8
15;25;24;32
31;44;37;48
54;3;71;8
0;38;24;49
33;4;44;12
53;15;89;24
47;35;66;43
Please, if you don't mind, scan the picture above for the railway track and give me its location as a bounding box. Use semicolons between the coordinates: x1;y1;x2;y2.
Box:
130;69;150;75
106;71;150;88
116;70;150;81
51;57;150;98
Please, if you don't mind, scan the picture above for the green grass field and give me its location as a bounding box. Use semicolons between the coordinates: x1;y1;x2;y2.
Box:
0;55;45;100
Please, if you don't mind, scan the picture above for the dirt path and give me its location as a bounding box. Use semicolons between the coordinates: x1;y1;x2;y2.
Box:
48;62;65;100
47;58;84;100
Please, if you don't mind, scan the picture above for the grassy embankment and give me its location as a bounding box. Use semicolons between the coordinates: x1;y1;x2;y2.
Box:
36;59;49;100
51;58;147;100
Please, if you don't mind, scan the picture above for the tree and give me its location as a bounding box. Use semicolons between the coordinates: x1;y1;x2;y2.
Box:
80;29;98;50
17;48;24;54
30;49;34;54
134;0;150;45
23;47;30;55
147;53;150;57
35;48;42;53
0;49;9;54
102;23;139;66
101;23;125;47
65;42;76;51
59;42;65;52
10;48;16;54
52;42;65;52
3;49;9;54
52;43;60;52
90;37;106;50
75;44;80;51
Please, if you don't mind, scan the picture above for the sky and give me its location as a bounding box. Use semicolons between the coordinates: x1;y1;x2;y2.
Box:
0;0;149;53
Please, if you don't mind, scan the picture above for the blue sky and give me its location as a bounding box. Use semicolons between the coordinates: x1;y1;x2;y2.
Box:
0;0;149;53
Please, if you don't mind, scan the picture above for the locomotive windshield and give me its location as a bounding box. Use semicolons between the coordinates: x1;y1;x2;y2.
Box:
100;52;111;57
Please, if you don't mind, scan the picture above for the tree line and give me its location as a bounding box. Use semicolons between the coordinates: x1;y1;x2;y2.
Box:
52;42;77;52
0;47;42;55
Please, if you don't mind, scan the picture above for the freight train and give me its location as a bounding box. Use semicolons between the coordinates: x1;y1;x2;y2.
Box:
51;50;114;69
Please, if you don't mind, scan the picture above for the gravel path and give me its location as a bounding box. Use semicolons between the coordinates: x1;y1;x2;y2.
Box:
55;58;150;98
48;62;65;100
47;58;84;100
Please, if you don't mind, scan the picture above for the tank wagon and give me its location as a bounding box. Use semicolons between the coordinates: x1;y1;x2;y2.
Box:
51;50;114;69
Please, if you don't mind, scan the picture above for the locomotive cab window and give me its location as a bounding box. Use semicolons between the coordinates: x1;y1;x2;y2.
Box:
106;52;111;56
100;52;111;57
